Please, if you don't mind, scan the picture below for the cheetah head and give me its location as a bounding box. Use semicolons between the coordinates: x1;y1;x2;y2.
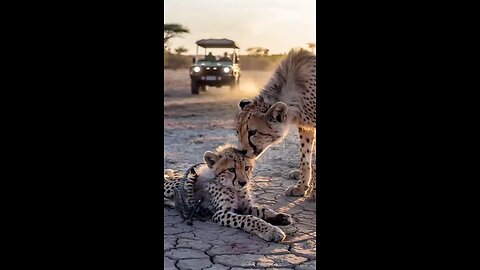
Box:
235;99;289;158
203;144;255;190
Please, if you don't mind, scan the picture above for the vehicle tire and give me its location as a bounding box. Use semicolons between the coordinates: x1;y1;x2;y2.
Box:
191;80;200;95
200;85;206;92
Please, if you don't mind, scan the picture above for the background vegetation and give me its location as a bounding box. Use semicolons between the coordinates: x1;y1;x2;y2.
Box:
163;23;314;71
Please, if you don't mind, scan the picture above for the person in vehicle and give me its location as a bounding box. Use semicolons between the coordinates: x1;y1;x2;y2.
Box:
205;52;216;61
232;52;239;63
220;52;231;61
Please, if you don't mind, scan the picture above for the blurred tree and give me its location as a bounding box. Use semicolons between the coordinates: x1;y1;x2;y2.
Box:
174;46;188;55
164;23;189;52
307;42;316;54
246;47;269;56
246;47;257;55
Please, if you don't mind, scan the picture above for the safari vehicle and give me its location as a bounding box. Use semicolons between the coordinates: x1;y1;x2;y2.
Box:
190;39;241;94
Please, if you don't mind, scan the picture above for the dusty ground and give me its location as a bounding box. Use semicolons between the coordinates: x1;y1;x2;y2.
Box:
164;69;316;270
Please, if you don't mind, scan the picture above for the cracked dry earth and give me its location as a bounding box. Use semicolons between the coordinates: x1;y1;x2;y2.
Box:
164;69;316;270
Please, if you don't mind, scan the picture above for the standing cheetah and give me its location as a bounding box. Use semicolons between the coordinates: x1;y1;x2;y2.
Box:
235;48;316;198
164;144;291;242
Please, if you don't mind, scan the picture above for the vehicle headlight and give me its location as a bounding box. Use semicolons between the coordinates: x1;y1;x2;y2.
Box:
223;67;230;73
193;66;201;72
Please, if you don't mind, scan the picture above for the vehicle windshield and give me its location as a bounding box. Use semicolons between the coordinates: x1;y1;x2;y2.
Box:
198;57;232;62
198;48;236;63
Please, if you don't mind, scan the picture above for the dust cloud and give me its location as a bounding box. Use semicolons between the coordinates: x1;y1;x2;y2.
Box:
163;69;275;107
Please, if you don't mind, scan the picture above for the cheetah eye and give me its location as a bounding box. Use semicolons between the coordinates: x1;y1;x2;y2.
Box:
228;168;235;173
248;130;256;136
245;166;250;171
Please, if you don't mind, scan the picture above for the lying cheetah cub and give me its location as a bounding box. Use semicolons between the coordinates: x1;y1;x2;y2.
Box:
164;144;292;242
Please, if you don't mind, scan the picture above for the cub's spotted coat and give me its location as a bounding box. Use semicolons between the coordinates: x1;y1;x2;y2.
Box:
163;145;292;242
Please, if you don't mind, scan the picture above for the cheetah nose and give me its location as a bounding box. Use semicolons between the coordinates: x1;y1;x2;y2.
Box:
239;181;247;187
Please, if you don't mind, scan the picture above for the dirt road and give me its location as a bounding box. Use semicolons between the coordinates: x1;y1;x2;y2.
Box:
164;69;316;270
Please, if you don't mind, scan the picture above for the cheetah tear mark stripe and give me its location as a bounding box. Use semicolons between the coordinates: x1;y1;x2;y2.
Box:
246;125;258;154
231;165;237;187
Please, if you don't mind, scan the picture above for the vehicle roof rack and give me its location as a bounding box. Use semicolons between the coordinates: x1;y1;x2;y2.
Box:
196;39;240;49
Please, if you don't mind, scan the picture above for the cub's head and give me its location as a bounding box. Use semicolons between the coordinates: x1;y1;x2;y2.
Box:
235;99;289;158
203;144;254;190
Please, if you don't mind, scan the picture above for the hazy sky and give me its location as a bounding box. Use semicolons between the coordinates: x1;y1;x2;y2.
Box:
164;0;316;55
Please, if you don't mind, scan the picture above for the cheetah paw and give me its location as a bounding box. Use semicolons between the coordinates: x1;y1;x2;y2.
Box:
288;170;301;180
285;185;307;197
260;226;286;242
305;187;316;201
164;170;174;178
163;198;176;208
268;213;292;226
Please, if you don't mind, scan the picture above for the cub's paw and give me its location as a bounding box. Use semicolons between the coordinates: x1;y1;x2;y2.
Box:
285;185;307;197
164;198;176;209
267;213;292;226
259;226;286;242
288;170;301;180
164;169;175;176
164;169;182;180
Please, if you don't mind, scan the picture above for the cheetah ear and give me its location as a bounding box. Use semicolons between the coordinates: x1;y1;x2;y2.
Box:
238;99;252;110
204;151;220;169
266;102;288;122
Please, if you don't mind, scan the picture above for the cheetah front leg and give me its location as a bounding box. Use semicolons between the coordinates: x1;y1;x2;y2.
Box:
244;205;292;226
164;170;183;208
288;137;316;180
164;169;183;199
310;140;317;200
212;209;286;242
286;127;315;197
306;157;316;201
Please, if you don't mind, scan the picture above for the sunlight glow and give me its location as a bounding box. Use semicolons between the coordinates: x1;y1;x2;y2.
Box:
164;0;316;55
